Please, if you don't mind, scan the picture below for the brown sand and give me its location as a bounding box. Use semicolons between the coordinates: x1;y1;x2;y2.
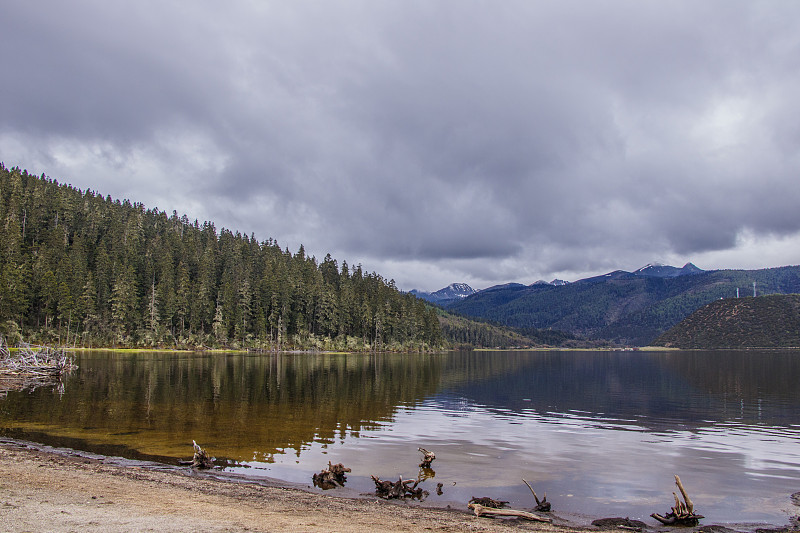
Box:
0;440;586;533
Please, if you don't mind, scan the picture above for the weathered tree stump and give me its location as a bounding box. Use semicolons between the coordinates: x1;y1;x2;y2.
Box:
651;475;704;526
312;461;351;489
371;475;427;500
522;478;551;512
179;440;214;469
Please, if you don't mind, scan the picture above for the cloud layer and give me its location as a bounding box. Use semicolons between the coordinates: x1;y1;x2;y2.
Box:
2;1;799;290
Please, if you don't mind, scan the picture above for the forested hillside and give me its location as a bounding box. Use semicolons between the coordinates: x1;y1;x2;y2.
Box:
446;266;800;346
437;311;591;349
0;165;442;351
655;294;800;349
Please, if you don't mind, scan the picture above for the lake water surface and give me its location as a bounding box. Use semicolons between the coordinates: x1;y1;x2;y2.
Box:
1;349;799;527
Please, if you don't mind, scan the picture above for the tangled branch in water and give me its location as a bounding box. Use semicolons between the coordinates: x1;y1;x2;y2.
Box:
0;337;77;394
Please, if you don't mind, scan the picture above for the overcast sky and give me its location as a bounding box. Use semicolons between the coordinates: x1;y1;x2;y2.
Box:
2;1;799;291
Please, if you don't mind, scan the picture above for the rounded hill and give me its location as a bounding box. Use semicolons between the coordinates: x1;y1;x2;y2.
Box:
654;294;800;349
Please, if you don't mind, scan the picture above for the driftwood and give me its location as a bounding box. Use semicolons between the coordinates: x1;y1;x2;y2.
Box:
651;475;703;526
468;503;552;523
418;447;436;468
522;478;551;512
469;496;509;509
0;340;76;374
371;475;427;500
0;339;77;394
312;461;351;489
0;339;77;396
179;440;214;469
468;480;552;523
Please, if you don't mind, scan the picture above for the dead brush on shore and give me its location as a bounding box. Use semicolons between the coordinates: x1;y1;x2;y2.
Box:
0;337;77;394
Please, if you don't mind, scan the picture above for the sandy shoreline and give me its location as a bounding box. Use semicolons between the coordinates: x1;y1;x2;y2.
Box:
0;438;588;533
1;438;797;533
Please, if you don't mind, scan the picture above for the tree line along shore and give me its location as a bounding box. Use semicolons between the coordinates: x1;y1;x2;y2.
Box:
0;165;445;352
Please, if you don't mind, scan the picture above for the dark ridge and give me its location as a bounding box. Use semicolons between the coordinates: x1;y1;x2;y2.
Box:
446;266;800;346
654;294;800;349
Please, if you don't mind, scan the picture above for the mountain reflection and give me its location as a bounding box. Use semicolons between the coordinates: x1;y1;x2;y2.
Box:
438;350;800;429
2;350;799;463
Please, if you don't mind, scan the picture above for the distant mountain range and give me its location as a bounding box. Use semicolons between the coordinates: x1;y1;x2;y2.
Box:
411;277;572;306
413;263;800;346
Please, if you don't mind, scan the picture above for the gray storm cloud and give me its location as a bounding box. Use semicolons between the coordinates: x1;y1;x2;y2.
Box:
1;1;799;291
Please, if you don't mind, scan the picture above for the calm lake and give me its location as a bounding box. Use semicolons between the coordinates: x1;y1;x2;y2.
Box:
2;349;799;527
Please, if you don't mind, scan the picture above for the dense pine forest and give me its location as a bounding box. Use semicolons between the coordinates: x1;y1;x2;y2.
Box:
0;164;443;351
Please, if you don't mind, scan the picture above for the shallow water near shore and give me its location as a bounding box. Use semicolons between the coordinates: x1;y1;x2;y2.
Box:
1;349;799;527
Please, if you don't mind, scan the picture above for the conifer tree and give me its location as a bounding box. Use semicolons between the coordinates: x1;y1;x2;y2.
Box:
111;265;138;341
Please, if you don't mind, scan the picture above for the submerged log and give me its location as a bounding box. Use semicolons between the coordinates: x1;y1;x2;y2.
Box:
651;475;704;526
468;503;552;523
522;478;551;512
312;461;351;489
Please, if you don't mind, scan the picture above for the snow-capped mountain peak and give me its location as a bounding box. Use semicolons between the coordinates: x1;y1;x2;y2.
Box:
445;283;474;295
531;279;569;287
410;283;476;305
633;262;704;278
634;262;666;273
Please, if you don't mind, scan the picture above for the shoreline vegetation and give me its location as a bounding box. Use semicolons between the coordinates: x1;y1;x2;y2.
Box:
0;165;444;355
0;342;675;358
